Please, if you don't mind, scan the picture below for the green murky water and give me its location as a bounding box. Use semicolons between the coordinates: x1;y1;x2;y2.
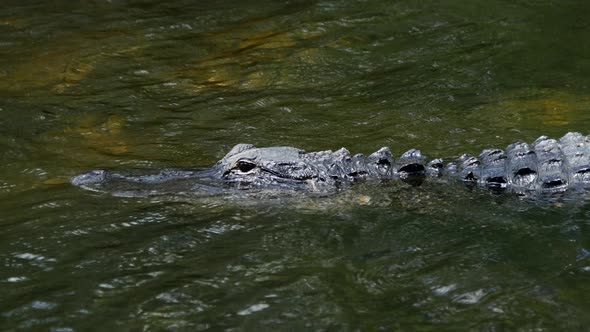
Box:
3;0;590;330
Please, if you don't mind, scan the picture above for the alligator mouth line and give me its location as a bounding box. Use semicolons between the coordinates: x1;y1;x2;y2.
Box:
223;167;313;183
264;170;312;181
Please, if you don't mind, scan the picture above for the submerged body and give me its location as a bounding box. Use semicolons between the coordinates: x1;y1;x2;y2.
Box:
72;132;590;197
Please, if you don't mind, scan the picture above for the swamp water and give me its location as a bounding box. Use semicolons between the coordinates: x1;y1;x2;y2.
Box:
2;0;590;330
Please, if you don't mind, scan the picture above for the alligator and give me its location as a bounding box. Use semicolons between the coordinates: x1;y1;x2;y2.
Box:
72;132;590;197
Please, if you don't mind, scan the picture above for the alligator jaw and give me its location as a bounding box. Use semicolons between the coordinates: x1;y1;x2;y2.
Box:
71;168;225;197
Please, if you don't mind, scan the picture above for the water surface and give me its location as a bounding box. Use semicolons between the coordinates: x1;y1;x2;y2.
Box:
2;0;590;330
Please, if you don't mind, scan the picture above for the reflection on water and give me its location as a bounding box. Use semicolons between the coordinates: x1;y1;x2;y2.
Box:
479;88;590;127
62;114;130;155
2;0;590;330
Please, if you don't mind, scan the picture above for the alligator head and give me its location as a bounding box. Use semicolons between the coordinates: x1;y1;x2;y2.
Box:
71;142;429;196
213;144;322;190
212;143;426;190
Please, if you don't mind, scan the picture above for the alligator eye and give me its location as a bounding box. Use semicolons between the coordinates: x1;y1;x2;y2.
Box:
236;160;256;173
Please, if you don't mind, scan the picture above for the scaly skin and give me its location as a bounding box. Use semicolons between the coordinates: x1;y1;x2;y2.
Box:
72;132;590;196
